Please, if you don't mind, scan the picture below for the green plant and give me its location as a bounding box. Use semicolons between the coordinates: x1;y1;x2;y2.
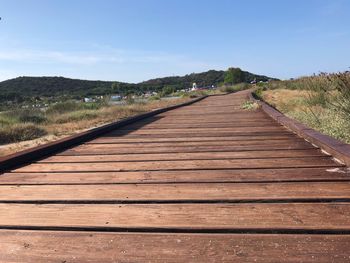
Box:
253;87;266;99
160;86;175;97
260;71;350;143
219;83;249;93
224;67;244;85
0;123;47;144
46;101;82;114
148;95;161;101
52;110;99;124
2;109;47;124
241;100;259;110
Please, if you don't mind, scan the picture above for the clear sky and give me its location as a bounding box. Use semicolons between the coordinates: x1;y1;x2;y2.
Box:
0;0;349;82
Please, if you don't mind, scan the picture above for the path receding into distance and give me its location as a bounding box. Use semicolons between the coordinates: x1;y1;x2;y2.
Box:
1;90;350;262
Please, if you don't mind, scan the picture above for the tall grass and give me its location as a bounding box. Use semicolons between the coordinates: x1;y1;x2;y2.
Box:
259;71;350;143
0;123;47;144
0;97;189;148
219;83;249;93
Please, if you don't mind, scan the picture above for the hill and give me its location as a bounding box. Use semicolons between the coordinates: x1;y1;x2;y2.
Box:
0;69;275;102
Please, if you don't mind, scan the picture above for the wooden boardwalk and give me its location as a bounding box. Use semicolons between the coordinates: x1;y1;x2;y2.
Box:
1;90;350;262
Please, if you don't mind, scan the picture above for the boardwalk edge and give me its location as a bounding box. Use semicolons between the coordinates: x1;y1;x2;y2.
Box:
249;91;350;167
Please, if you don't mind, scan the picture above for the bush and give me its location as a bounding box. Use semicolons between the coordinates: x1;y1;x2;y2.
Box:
254;87;266;99
148;95;161;101
81;101;107;110
0;123;47;144
126;95;135;105
2;109;47;124
241;101;259;110
260;71;350;143
160;86;175;97
52;110;99;124
46;101;82;114
219;83;249;93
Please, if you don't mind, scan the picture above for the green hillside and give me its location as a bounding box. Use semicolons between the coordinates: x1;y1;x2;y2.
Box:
0;69;276;102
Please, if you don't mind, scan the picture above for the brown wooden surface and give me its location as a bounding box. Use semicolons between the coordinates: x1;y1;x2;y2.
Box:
1;203;350;230
1;231;350;263
1;167;349;184
0;182;349;201
0;89;349;262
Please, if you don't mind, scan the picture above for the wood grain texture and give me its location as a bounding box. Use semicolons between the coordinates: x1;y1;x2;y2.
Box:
1;203;350;230
38;149;327;163
1;167;348;184
13;157;340;172
0;182;349;201
1;231;349;263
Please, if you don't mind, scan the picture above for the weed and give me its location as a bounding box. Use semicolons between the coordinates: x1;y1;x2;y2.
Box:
0;123;47;144
242;101;259;110
261;71;350;143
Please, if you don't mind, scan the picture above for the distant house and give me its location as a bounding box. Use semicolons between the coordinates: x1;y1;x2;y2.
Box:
110;95;122;101
84;98;94;103
191;82;198;91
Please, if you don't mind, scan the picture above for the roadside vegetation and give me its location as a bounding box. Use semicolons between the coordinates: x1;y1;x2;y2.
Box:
0;66;257;156
0;98;189;155
254;72;350;143
0;84;251;156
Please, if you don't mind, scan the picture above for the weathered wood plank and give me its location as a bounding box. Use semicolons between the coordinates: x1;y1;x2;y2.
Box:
79;138;306;148
60;144;317;155
13;157;339;172
1;167;348;184
102;131;295;139
0;230;348;262
39;149;327;163
0;203;349;230
88;134;299;143
1;231;349;263
108;127;285;134
0;182;349;201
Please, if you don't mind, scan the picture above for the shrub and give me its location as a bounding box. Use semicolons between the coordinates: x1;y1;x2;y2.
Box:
81;101;107;110
148;95;161;101
241;101;259;110
260;71;350;143
52;110;99;124
126;95;135;105
46;101;82;114
253;87;266;99
219;83;249;93
0;123;47;144
3;109;47;124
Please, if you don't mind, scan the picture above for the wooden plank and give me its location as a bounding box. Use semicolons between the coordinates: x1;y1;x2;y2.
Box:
39;149;327;163
1;167;348;184
12;157;340;172
78;138;307;148
133;118;275;124
0;203;349;230
102;131;295;138
109;127;285;134
124;122;281;129
0;182;349;202
1;231;349;263
60;144;317;155
88;134;299;143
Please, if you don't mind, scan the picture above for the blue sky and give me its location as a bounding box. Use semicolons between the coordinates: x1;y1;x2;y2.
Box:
0;0;349;82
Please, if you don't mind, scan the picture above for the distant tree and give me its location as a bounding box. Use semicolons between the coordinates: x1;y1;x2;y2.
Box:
111;82;121;95
161;86;175;97
224;67;244;85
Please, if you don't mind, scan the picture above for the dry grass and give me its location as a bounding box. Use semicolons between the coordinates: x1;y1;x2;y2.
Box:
261;76;350;144
0;97;189;156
